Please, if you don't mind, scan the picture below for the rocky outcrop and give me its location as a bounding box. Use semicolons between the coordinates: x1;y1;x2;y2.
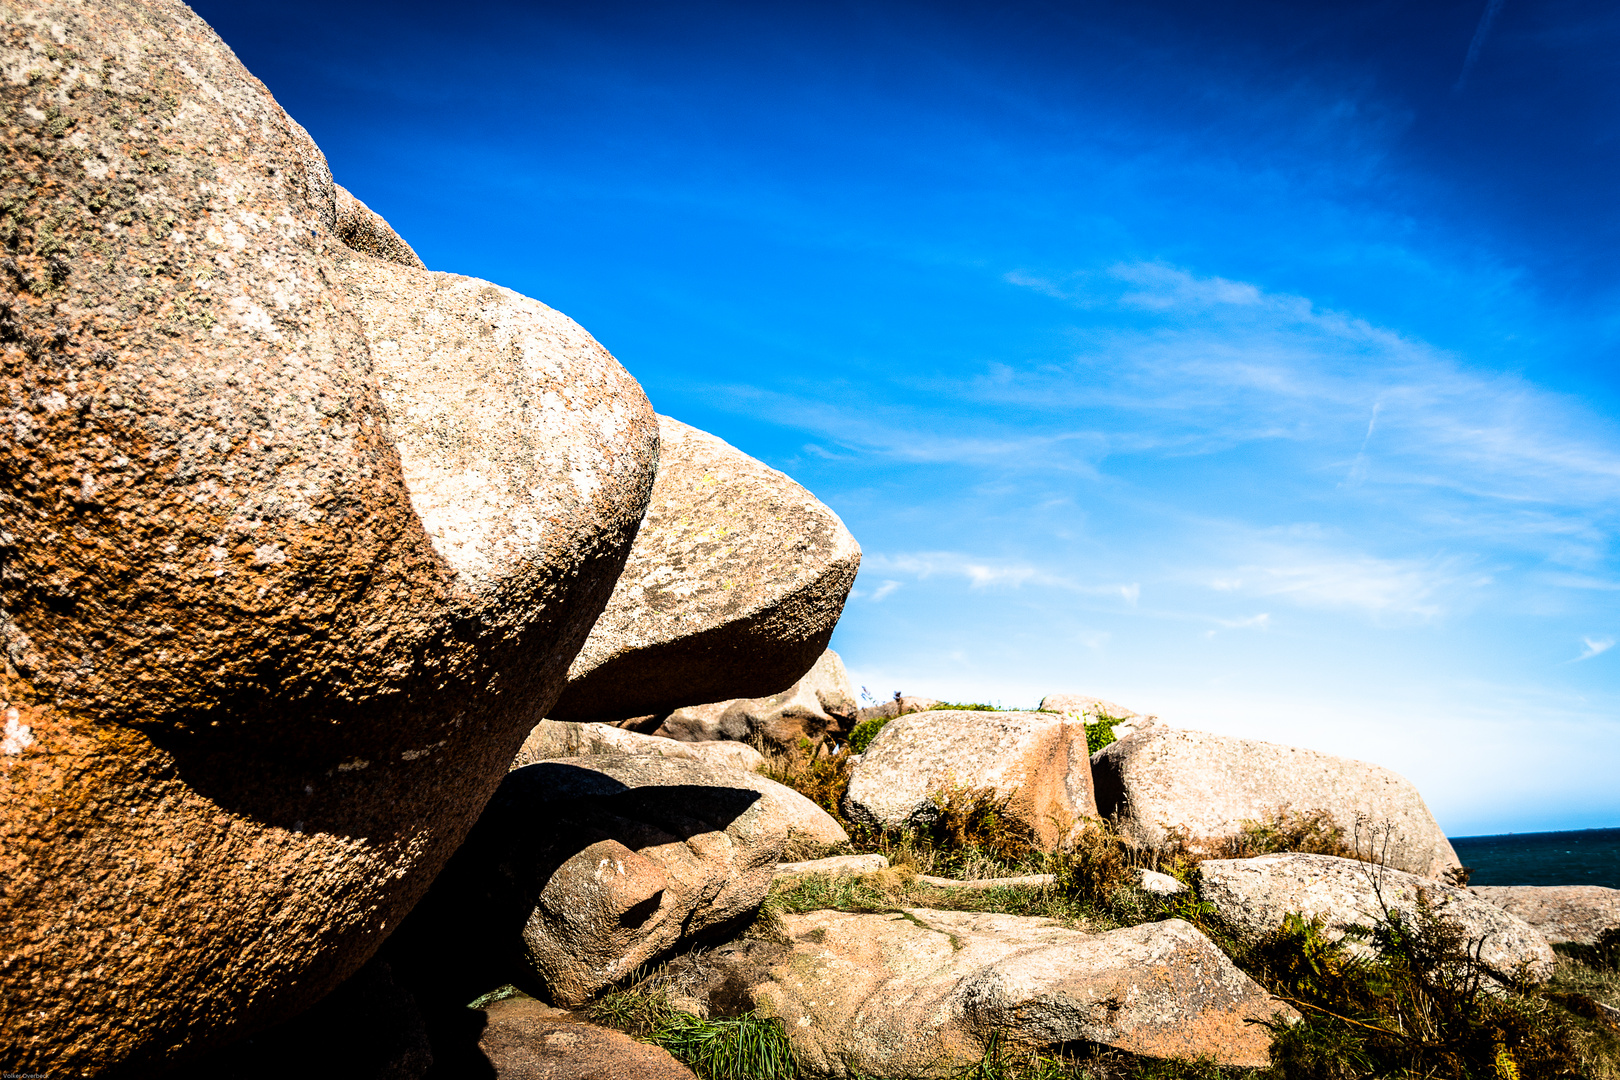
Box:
390;755;844;1008
743;909;1288;1075
655;648;858;750
0;3;657;1075
474;997;696;1080
842;711;1098;850
1470;885;1620;946
1199;854;1556;982
1092;728;1461;879
550;417;860;721
335;185;425;269
514;718;766;772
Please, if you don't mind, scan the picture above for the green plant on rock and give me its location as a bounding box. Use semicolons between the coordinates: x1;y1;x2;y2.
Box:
848;716;891;754
1248;892;1601;1079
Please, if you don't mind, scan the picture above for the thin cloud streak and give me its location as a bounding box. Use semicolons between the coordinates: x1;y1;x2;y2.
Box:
864;550;1139;601
1573;636;1614;662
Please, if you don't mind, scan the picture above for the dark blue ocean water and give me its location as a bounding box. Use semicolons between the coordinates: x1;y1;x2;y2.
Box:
1450;828;1620;887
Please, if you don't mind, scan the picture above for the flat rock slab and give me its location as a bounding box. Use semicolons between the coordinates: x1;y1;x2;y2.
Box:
775;854;891;880
476;997;696;1080
1092;728;1461;879
514;719;766;773
843;711;1098;850
1200;854;1556;981
552;416;860;721
1470;885;1620;946
749;909;1289;1076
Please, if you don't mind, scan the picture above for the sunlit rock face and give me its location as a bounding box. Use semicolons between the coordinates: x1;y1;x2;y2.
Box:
0;1;657;1073
552;415;861;722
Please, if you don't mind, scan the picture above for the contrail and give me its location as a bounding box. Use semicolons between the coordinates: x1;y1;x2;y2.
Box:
1455;0;1506;91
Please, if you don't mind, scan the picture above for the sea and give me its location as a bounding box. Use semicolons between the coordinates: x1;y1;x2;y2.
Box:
1450;827;1620;888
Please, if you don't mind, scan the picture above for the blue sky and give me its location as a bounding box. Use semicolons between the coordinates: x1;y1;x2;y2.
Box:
193;0;1620;835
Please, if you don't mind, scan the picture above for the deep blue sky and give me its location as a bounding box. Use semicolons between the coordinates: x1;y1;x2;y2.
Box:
191;0;1620;834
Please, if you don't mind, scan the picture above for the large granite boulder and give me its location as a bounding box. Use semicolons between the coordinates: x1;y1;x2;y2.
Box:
746;909;1288;1074
549;415;860;721
1199;854;1556;982
0;4;657;1074
1470;885;1620;946
390;755;844;1008
513;718;766;772
842;710;1098;850
1092;727;1461;879
654;647;858;749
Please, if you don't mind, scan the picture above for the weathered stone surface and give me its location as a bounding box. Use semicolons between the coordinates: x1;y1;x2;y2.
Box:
1039;693;1143;721
747;909;1288;1075
843;711;1098;850
1041;694;1156;740
855;694;941;723
656;698;739;742
0;5;657;1074
393;755;842;1008
656;648;858;749
775;853;891;880
513;718;766;772
1092;728;1461;879
1471;885;1620;946
561;753;848;852
1200;854;1556;982
475;997;696;1080
335;184;424;269
550;415;860;721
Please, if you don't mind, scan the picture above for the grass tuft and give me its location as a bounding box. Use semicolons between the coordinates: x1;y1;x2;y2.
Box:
588;984;797;1080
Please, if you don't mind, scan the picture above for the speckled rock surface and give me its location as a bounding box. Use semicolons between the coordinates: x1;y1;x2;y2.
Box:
1471;885;1620;946
512;718;766;772
550;415;860;720
335;184;423;269
394;756;807;1007
0;3;657;1074
1092;727;1461;879
843;710;1098;850
475;997;697;1080
1200;854;1556;981
655;647;858;749
749;909;1289;1075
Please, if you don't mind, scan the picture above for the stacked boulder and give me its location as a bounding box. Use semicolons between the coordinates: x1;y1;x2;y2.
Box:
0;2;856;1075
548;416;860;723
648;647;858;751
0;2;663;1073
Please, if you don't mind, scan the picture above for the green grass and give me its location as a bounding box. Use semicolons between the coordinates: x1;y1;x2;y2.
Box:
588;986;797;1080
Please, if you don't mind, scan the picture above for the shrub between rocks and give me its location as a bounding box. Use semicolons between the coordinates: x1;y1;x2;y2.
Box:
733;746;1620;1079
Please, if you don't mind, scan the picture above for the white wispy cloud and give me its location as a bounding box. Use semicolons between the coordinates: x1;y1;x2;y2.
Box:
863;551;1139;601
1574;636;1614;662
